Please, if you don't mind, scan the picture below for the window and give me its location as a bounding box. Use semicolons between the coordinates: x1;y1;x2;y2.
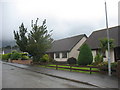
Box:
102;51;106;58
62;52;67;58
96;50;106;58
96;50;99;55
55;53;60;58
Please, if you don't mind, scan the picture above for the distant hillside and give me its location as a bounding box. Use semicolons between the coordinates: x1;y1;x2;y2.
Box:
1;40;16;47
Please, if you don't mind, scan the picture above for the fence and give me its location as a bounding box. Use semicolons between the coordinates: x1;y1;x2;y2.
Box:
40;63;100;74
39;63;118;75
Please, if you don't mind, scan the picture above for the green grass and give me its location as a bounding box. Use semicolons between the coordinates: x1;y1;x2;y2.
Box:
36;64;100;74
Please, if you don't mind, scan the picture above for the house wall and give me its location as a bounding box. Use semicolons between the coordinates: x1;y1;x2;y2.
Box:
69;37;87;59
53;36;87;61
105;50;115;62
92;49;115;62
92;50;97;62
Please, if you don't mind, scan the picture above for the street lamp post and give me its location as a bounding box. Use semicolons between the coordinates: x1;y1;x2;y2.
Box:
105;2;111;76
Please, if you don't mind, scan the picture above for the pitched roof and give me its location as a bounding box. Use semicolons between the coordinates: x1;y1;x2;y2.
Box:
85;26;120;49
47;34;87;53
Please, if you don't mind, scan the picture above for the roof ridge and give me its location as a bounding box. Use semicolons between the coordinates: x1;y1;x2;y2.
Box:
93;25;120;33
54;34;86;42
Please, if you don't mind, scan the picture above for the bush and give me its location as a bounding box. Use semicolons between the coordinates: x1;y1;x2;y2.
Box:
40;54;49;62
0;54;2;59
111;62;117;68
97;62;117;71
67;57;77;65
77;44;93;65
48;55;54;62
7;53;12;58
11;51;21;60
94;53;103;65
2;54;9;60
21;55;29;60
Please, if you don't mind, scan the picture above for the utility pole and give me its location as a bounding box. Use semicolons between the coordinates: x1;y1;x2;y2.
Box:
105;2;111;76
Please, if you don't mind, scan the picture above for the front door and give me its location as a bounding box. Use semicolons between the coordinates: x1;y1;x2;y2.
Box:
114;47;120;62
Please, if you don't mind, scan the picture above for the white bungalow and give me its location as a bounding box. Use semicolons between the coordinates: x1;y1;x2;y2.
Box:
47;34;87;62
85;26;120;62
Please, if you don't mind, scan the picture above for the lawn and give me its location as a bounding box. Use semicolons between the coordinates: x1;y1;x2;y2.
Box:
36;64;100;74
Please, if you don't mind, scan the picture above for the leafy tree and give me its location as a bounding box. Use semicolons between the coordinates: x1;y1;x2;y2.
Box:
99;38;114;56
14;18;53;62
78;44;93;65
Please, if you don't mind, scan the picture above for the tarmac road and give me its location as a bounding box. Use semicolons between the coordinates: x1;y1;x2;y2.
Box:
2;64;97;88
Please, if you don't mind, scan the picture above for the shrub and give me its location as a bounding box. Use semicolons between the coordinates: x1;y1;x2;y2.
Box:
2;54;9;60
111;62;117;68
94;53;103;65
48;55;54;62
67;57;77;65
77;44;93;65
40;54;49;62
11;51;21;60
97;62;117;71
7;53;12;58
21;55;29;60
0;54;2;59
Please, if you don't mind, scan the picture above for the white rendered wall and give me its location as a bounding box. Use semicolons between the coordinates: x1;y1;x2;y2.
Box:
69;37;87;59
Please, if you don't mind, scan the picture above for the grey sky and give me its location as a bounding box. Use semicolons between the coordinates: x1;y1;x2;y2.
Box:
0;0;119;42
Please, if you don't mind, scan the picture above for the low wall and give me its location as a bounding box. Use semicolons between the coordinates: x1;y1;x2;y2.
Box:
11;60;33;65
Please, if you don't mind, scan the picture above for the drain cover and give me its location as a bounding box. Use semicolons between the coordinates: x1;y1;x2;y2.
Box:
10;68;14;70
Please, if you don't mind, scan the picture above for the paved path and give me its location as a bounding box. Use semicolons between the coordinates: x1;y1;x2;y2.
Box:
4;62;119;88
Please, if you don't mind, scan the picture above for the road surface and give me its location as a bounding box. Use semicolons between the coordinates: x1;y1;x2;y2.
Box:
2;64;96;88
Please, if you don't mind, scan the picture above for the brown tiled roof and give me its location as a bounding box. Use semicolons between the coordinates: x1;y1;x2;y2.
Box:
47;34;87;53
85;26;120;50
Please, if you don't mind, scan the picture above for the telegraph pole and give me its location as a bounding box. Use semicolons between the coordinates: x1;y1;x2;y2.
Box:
105;2;111;76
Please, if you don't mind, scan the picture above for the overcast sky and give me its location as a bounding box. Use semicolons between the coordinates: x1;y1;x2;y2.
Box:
0;0;119;42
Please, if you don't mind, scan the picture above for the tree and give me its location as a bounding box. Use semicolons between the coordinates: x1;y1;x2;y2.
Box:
99;38;114;56
77;44;93;65
14;23;28;52
14;18;53;62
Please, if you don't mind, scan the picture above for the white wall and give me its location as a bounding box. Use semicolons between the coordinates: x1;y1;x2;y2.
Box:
69;37;87;59
92;50;97;62
105;50;115;62
92;49;115;62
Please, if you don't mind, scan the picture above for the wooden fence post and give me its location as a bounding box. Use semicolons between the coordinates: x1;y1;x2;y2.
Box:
90;67;92;74
56;64;58;70
70;65;72;72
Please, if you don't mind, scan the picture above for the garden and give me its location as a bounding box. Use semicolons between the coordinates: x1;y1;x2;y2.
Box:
35;44;118;75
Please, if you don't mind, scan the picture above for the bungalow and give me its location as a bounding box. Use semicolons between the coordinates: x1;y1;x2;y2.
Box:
47;34;87;61
85;26;120;62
